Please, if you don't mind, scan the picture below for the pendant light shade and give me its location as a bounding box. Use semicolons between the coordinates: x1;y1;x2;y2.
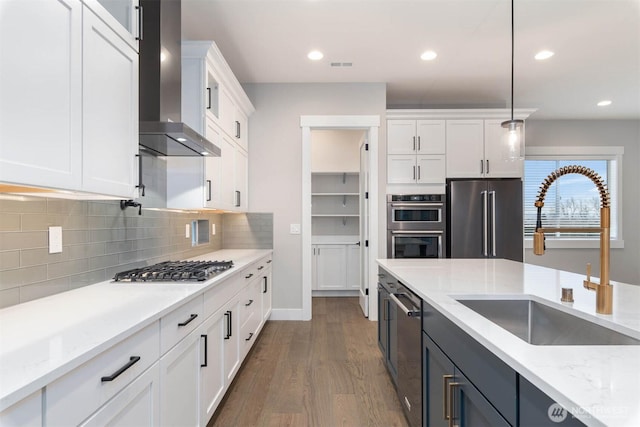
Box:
501;0;524;160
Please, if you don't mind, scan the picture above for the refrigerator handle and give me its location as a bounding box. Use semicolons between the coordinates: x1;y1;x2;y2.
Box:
482;191;488;256
490;190;496;256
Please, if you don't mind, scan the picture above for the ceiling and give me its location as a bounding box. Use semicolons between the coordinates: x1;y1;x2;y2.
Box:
182;0;640;120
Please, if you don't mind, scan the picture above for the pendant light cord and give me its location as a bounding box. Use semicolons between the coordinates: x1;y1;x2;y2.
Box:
510;0;515;121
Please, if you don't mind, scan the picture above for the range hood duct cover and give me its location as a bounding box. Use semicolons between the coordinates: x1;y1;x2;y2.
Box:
138;0;220;157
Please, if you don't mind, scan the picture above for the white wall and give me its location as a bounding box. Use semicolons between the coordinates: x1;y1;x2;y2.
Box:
244;83;387;312
311;129;364;172
524;119;640;285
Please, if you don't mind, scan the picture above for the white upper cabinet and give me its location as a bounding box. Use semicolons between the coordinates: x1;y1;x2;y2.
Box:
177;40;254;211
0;0;83;191
387;119;446;185
82;0;141;51
0;0;139;198
82;5;138;198
446;119;524;178
387;119;445;155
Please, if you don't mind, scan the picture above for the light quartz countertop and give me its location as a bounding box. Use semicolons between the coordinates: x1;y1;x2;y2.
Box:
377;258;640;427
0;249;272;412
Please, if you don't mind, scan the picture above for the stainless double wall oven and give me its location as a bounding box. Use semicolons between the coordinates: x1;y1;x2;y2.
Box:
387;194;446;259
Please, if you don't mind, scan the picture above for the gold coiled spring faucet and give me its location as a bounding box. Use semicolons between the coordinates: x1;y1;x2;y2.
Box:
533;165;613;314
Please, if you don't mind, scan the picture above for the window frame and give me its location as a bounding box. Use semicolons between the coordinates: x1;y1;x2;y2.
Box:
523;146;624;249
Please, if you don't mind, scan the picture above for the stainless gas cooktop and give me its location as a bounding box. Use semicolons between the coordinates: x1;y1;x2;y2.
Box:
113;260;234;282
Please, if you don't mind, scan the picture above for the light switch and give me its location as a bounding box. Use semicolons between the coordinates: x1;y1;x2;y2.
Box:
290;224;301;234
49;226;62;254
212;224;216;235
185;224;190;238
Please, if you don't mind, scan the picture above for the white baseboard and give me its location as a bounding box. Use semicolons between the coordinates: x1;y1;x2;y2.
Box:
269;308;305;321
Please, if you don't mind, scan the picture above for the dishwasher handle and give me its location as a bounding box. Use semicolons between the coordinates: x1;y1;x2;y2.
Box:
389;293;420;317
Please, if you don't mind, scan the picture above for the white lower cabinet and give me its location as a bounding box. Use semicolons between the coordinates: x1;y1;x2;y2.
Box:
159;330;201;427
80;363;160;427
223;296;241;384
312;244;359;291
261;260;273;322
45;322;160;427
0;390;42;427
198;308;227;426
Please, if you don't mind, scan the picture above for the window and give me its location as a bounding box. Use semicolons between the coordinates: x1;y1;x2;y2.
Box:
524;146;623;248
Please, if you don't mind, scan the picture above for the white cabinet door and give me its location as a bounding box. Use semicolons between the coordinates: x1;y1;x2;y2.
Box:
261;265;273;322
483;119;523;178
223;297;241;384
346;244;360;290
316;245;348;290
160;331;200;427
219;136;237;210
235;147;248;211
387;155;417;184
416;120;446;154
82;5;138;198
80;363;160;427
387;120;417;154
0;0;82;191
445;120;484;178
0;390;42;427
198;309;226;426
220;88;236;140
234;108;248;152
417;155;446;184
82;0;140;52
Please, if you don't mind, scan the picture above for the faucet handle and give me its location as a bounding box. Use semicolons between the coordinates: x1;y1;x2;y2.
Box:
584;263;598;291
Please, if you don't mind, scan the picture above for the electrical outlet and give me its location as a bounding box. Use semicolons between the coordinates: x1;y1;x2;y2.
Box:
49;226;63;254
211;224;216;235
290;224;301;234
185;224;190;238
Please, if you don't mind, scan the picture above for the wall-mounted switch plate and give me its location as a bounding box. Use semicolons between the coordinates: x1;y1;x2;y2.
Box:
49;226;63;254
290;224;301;234
212;224;216;235
185;224;190;238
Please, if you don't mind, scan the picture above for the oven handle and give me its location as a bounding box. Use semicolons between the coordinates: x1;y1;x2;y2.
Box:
390;203;443;208
389;293;420;317
390;230;443;234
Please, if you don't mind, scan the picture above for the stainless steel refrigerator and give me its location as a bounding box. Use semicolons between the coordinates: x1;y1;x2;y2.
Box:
446;178;523;262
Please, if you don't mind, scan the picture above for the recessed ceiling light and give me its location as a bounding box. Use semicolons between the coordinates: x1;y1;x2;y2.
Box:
307;50;324;61
420;50;437;61
176;137;187;142
597;100;612;107
201;151;210;156
534;50;554;60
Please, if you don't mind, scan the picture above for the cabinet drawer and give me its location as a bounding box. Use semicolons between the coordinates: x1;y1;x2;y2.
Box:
204;274;242;317
422;300;517;425
239;277;262;330
160;295;204;354
46;321;160;427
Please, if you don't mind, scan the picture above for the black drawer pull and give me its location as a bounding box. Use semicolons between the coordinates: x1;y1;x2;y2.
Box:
257;266;264;270
178;313;198;327
245;299;254;307
101;356;140;382
201;334;208;367
245;332;254;341
263;276;268;293
224;311;232;339
245;273;253;279
266;260;272;264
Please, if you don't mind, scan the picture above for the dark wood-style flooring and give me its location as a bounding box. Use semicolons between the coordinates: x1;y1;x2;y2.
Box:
208;297;409;427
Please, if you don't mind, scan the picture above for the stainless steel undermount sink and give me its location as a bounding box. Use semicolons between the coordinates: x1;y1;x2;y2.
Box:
455;297;640;346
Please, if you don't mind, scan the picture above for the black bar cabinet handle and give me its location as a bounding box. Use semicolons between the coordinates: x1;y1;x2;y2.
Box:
136;154;145;197
235;121;240;138
206;180;212;201
206;87;211;109
245;299;254;307
245;332;254;341
245;273;253;279
235;190;241;207
480;159;484;174
101;356;140;382
201;335;208;367
135;5;143;41
266;260;272;264
257;266;264;271
224;310;232;339
486;159;490;174
263;276;268;293
178;313;198;327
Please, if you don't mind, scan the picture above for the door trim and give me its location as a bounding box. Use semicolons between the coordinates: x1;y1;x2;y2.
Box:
300;115;380;321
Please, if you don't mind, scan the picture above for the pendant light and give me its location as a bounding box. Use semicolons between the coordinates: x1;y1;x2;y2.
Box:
501;0;524;160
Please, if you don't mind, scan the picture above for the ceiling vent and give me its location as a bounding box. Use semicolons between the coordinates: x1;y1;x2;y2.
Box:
330;62;353;67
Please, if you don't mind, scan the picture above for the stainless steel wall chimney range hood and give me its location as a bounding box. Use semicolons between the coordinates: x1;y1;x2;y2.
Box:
138;0;220;157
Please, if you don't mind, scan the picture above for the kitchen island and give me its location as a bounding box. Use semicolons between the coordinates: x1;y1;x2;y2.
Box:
377;258;640;427
0;249;272;425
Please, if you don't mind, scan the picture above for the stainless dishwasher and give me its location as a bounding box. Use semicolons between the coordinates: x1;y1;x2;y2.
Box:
390;282;422;427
